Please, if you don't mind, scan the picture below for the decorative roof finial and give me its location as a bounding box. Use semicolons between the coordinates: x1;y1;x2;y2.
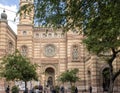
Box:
1;9;7;20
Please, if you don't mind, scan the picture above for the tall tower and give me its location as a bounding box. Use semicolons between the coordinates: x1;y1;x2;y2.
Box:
17;0;34;60
19;0;34;24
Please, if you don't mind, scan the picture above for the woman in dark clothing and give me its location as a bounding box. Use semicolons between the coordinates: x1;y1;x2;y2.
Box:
75;87;78;93
5;85;10;93
51;86;56;93
89;86;92;93
60;86;64;93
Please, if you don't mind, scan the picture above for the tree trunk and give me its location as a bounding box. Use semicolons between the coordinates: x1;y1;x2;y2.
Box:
108;63;114;93
70;82;72;87
108;79;114;93
24;81;28;93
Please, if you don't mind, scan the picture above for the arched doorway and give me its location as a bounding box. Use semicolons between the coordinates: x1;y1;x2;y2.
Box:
45;67;55;87
102;67;110;91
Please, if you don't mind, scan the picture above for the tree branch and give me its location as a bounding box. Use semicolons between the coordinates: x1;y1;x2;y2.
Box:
108;48;116;65
112;69;120;82
116;49;120;54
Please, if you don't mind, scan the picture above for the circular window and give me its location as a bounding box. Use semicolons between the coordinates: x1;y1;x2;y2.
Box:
44;44;56;57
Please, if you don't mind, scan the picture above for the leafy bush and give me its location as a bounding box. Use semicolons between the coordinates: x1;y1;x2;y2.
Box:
11;85;19;93
34;85;39;89
71;86;75;93
55;85;60;93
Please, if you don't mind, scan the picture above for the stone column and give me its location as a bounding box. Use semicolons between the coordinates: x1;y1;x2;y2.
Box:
91;55;99;93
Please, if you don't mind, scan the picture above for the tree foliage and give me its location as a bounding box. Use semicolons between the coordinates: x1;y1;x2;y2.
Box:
58;68;79;86
18;0;83;31
0;50;38;81
0;50;38;92
83;0;120;54
82;1;120;93
18;0;120;93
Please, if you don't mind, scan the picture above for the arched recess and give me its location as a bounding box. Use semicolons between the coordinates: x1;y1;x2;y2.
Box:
44;67;55;87
100;65;110;92
21;45;28;56
102;67;110;91
8;40;14;54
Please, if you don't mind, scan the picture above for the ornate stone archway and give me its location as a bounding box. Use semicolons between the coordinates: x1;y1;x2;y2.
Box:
45;67;55;87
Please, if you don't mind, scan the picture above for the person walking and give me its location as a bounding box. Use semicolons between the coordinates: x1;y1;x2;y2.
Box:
5;85;10;93
60;86;64;93
51;86;56;93
44;85;49;93
39;84;43;93
89;86;92;93
75;86;78;93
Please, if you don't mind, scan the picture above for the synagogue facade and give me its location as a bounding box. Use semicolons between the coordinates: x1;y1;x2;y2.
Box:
0;0;120;93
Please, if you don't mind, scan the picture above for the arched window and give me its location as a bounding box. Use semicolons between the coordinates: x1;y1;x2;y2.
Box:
23;31;27;35
61;33;64;38
8;41;13;54
73;29;79;34
21;46;28;56
42;33;47;38
102;68;110;91
72;45;79;61
35;33;39;38
54;33;57;37
48;33;52;37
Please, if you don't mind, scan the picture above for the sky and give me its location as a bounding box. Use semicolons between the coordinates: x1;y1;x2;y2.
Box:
0;0;19;34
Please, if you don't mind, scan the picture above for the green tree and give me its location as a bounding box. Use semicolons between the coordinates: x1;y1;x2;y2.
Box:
18;0;120;93
58;68;79;86
11;85;19;93
82;1;120;93
0;50;38;93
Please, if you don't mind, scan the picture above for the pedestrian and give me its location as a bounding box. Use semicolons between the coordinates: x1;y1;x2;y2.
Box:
75;86;78;93
44;85;48;93
35;88;40;93
31;87;34;93
89;86;92;93
5;85;10;93
39;84;43;93
24;88;28;93
51;86;56;93
60;86;64;93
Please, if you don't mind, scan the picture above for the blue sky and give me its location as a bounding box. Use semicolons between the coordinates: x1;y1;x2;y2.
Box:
0;0;19;7
0;0;19;34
